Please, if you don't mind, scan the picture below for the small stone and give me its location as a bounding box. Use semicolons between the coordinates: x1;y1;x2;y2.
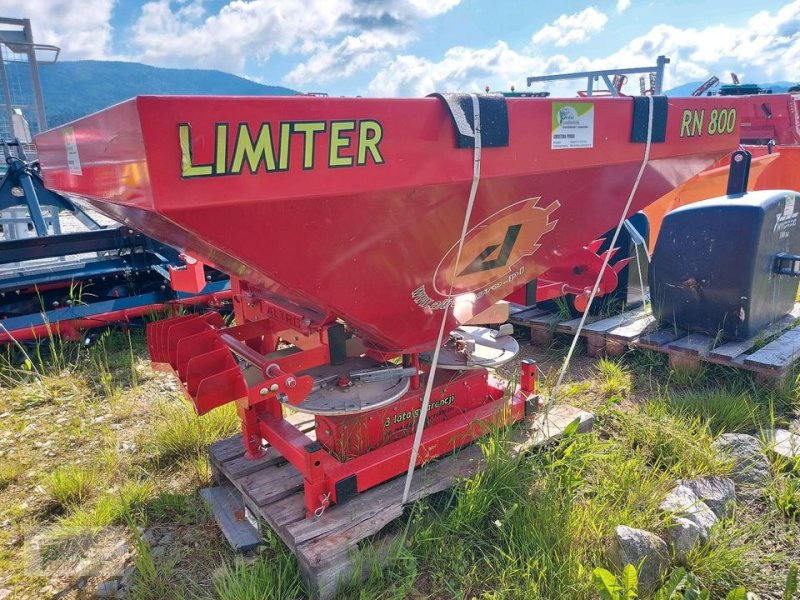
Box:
607;525;670;597
0;588;11;600
679;476;736;519
159;531;175;546
151;545;166;560
712;433;772;491
659;485;718;542
767;429;800;461
120;566;136;590
140;529;157;546
95;579;119;598
789;418;800;435
666;517;701;561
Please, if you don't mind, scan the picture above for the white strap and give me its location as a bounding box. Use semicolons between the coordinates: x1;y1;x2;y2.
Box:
402;94;482;504
553;95;655;394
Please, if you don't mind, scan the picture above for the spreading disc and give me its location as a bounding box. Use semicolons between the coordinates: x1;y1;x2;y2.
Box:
420;325;519;370
282;356;410;416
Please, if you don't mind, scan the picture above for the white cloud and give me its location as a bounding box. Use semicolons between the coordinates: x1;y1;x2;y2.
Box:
369;1;800;97
531;7;609;48
285;30;414;86
617;0;631;13
1;0;116;59
127;0;461;79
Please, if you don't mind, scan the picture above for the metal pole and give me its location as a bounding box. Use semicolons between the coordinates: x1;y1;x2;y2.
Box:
23;20;47;132
0;43;16;139
654;55;668;95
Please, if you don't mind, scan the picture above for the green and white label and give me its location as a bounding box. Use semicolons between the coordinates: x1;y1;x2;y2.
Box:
551;102;594;149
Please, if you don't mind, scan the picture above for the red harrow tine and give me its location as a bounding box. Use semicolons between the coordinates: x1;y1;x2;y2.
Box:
176;329;223;380
165;312;224;366
185;347;237;395
193;366;248;415
157;315;197;366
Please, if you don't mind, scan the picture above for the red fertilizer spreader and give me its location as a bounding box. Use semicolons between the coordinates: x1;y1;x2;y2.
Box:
36;93;738;515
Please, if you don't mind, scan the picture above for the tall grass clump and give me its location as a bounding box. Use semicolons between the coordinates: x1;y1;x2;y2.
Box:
214;530;304;600
651;385;768;436
44;465;97;509
149;399;239;465
609;402;730;478
0;460;25;490
595;358;631;398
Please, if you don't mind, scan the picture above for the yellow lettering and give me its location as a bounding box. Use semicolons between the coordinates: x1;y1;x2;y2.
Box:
292;122;326;169
179;124;213;178
231;123;276;174
692;109;704;137
680;110;692;137
329;121;356;167
214;123;228;175
278;122;291;170
358;120;384;165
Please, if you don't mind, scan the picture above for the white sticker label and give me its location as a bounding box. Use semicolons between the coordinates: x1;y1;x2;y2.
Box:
552;102;594;149
63;127;82;175
784;194;795;219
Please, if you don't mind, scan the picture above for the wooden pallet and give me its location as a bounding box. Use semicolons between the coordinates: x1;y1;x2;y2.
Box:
202;404;594;600
510;302;800;384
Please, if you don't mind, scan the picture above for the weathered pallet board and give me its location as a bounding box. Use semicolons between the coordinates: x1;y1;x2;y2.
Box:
709;305;800;362
205;404;594;600
199;485;262;553
511;301;800;383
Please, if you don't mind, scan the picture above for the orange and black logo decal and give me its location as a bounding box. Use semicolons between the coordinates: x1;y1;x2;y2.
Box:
432;196;559;297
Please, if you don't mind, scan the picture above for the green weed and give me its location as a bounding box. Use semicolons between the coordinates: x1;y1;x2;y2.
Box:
596;358;631;398
43;465;98;509
148;398;238;465
767;474;800;520
0;459;25;490
214;530;304;600
651;386;768;435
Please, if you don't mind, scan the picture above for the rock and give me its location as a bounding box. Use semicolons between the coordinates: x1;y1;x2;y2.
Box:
659;485;718;541
666;517;701;562
0;588;11;600
789;418;800;435
766;429;800;461
150;545;166;560
608;525;670;596
159;531;175;546
712;433;772;491
140;529;157;546
119;566;136;590
679;476;736;519
95;579;120;598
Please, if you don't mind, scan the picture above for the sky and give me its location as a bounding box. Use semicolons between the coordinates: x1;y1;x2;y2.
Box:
3;0;800;96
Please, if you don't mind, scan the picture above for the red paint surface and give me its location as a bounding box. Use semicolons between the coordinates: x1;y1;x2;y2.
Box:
36;95;738;352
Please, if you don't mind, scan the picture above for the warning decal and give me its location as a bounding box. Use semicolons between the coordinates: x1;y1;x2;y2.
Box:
551;102;594;149
64;127;82;175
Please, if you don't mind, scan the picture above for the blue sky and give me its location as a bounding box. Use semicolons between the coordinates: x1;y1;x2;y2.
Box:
4;0;799;96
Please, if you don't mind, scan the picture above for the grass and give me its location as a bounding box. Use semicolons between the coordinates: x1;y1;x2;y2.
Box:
43;465;98;509
148;398;239;465
1;325;800;599
0;460;26;490
595;358;631;399
768;474;800;520
213;531;304;600
649;385;770;436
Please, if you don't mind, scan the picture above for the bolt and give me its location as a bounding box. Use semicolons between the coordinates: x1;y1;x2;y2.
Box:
268;383;279;392
286;377;296;388
259;388;268;396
